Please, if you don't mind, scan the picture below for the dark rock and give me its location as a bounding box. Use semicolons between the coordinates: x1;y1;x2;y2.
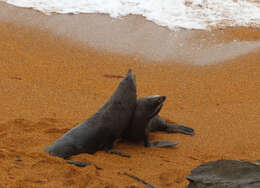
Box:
186;159;260;188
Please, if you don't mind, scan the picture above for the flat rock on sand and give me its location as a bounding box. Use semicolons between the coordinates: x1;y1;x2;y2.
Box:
186;159;260;188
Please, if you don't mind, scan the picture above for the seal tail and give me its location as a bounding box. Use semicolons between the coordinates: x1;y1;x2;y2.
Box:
44;146;89;167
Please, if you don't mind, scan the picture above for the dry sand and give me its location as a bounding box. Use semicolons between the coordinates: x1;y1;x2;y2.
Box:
0;3;260;188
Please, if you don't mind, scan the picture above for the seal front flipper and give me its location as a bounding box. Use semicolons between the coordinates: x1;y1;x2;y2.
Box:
145;140;179;148
106;150;131;158
143;124;178;148
66;160;90;167
165;124;194;135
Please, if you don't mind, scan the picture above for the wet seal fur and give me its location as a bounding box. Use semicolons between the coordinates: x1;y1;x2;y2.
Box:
45;69;137;159
122;96;194;148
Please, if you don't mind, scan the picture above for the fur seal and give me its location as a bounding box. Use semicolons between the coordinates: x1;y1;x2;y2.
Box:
45;69;137;159
122;95;178;148
122;96;194;148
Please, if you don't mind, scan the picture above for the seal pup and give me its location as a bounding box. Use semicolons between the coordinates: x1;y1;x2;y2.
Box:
148;115;194;135
122;96;194;148
122;95;178;148
45;69;137;159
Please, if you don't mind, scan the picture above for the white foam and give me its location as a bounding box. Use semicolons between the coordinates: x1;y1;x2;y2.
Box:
1;0;260;30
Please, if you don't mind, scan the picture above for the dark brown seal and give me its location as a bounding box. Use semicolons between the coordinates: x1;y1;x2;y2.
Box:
122;95;177;147
45;69;137;159
122;95;194;148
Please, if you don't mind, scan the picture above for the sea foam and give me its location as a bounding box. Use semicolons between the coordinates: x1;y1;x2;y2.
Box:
1;0;260;30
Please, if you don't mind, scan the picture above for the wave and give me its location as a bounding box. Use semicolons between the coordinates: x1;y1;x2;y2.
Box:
2;0;260;30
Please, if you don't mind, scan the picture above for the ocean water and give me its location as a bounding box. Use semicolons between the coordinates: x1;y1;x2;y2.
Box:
1;0;260;30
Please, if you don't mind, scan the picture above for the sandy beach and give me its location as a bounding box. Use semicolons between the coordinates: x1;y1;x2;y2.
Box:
0;2;260;188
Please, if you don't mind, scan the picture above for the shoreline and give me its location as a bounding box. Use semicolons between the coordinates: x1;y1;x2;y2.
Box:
1;2;260;65
0;3;260;188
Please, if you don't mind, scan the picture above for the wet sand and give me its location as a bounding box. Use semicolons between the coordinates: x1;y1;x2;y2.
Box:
0;2;260;188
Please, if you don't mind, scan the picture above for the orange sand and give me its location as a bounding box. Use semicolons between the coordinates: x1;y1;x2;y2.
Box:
0;15;260;188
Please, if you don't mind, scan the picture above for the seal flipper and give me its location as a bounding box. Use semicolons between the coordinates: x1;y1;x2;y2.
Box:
143;132;178;148
149;115;194;136
106;150;131;158
145;140;179;148
66;160;90;167
165;124;194;135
